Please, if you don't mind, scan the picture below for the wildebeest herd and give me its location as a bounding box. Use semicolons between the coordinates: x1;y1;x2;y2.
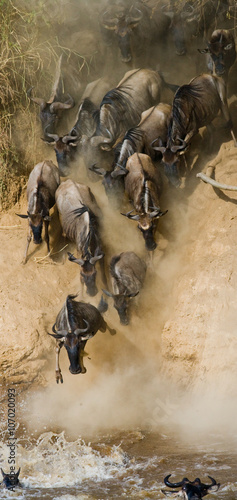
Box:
17;0;236;393
12;1;237;493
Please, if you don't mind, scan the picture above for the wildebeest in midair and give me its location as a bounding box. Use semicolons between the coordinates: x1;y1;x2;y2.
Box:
116;152;168;251
27;55;74;140
162;474;220;498
16;160;60;264
55;179;107;296
48;294;116;383
0;468;21;490
152;73;237;187
44;76;113;177
198;29;236;80
102;251;147;325
77;68;175;172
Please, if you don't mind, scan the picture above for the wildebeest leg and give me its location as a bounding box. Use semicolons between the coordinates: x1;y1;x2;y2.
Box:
22;226;32;265
55;341;64;383
44;219;50;254
103;320;116;336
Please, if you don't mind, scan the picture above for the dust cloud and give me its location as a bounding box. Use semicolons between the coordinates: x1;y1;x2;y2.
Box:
2;0;237;450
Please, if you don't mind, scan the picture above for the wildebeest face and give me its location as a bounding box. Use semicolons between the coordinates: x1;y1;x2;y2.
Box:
138;218;157;251
1;468;20;489
116;26;132;63
162;149;181;187
29;213;44;244
162;475;220;499
54;139;77;177
113;294;130;325
80;261;98;297
64;333;87;374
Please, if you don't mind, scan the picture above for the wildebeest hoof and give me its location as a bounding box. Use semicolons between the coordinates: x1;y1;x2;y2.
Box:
56;370;63;383
110;328;116;335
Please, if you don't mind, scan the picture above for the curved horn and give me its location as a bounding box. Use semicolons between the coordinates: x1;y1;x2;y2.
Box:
67;252;85;266
90;135;113;148
151;137;166;154
101;9;119;29
111;165;128;178
121;210;140;221
89;164;107;176
89;253;104;265
62;134;78;144
170;140;187;153
16;468;21;478
196;172;237;190
126;7;143;24
27;87;46;108
201;476;218;489
74;319;90;336
1;469;6;478
49;94;75;113
102;288;114;298
164;475;189;488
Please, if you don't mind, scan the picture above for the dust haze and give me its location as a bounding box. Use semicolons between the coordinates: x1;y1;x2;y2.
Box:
1;0;237;449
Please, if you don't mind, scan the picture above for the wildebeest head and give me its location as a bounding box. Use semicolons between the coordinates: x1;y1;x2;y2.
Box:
68;251;104;297
102;288;138;325
89;164;124;204
1;468;20;490
49;320;90;375
121;208;167;251
16;210;51;245
152;137;187;187
27;87;74;138
162;474;220;499
198;29;236;77
101;5;143;63
44;132;78;177
79;133;115;176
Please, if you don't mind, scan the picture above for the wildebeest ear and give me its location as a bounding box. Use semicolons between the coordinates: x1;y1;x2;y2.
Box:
224;43;233;51
197;48;209;53
111;167;128;178
121;211;140;221
16;213;28;219
43;215;51;221
100;143;112;151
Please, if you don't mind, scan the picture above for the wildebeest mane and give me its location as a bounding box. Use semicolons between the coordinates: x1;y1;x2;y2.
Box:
110;255;121;280
66;294;78;332
100;87;137;123
72;206;100;259
170;83;210;138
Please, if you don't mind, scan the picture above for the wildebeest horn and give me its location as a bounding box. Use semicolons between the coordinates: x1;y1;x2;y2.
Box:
74;319;90;336
49;94;74;112
111;165;128;178
67;252;85;266
126;7;143;24
43;132;60;142
90;135;113;148
89;254;104;265
164;475;189;488
171;139;187;153
149;208;168;218
181;3;195;19
196;172;237;190
62;134;78;144
151;137;166;154
27;87;46;109
48;325;68;339
16;213;28;219
101;10;119;29
121;210;140;221
201;476;218;489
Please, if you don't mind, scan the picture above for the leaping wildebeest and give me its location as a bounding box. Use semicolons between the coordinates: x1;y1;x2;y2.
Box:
27;55;74;139
102;251;147;325
198;29;236;80
152;73;237;187
48;294;116;383
17;160;60;264
116;152;168;251
55;179;107;296
162;474;220;498
77;68;176;172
